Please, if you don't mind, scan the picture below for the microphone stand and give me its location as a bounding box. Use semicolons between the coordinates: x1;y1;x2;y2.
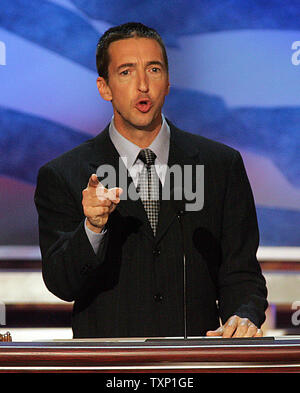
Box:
176;207;188;340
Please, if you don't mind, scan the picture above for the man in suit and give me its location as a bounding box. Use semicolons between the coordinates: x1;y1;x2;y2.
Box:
34;22;268;339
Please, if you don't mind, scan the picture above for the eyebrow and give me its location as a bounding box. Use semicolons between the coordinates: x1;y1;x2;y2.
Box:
117;61;165;71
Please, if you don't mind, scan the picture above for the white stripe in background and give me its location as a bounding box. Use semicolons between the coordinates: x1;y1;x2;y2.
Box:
168;30;300;108
48;0;112;34
0;27;112;136
0;246;299;261
240;149;300;211
0;246;41;260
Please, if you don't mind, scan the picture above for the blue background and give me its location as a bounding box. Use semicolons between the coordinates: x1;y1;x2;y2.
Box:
0;0;299;246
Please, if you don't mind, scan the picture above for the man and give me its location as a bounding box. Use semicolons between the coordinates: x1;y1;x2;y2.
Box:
34;22;268;339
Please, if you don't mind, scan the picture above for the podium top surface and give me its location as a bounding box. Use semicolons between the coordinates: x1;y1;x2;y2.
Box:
1;336;300;348
1;336;300;372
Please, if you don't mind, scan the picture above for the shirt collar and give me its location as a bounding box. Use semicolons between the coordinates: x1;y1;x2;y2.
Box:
109;115;170;170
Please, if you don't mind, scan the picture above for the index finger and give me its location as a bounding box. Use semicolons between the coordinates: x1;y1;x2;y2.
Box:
87;174;100;188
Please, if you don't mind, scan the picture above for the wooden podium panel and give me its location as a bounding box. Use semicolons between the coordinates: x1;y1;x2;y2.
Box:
0;337;300;372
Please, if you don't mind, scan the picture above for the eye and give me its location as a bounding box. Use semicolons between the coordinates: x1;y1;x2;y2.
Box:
150;67;160;73
120;69;130;76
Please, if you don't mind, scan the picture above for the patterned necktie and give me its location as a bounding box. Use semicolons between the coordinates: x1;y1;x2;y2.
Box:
137;149;160;235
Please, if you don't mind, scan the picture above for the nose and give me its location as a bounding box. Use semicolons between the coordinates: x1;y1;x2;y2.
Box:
137;70;149;93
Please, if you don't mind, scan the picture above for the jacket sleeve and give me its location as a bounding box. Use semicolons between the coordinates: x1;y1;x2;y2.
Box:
34;163;109;302
217;150;268;328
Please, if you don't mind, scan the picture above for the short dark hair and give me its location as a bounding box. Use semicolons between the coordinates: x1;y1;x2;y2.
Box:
96;22;169;81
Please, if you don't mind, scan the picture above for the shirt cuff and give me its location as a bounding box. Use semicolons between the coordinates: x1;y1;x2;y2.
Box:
84;218;107;254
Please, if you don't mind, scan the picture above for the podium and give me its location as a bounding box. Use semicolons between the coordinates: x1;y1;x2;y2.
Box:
1;336;300;372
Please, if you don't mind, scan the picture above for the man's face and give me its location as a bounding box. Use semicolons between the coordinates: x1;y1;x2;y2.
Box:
97;37;170;135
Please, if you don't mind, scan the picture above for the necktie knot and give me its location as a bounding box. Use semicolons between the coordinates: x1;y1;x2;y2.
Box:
138;149;156;169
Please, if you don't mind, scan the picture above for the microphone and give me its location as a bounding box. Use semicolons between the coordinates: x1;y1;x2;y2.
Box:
170;188;188;340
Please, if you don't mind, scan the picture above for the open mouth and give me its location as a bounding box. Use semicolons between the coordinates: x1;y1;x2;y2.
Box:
135;98;152;113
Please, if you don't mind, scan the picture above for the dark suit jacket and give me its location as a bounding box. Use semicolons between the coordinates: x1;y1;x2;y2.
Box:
34;120;268;338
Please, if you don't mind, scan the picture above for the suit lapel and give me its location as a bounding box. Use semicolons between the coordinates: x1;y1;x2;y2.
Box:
155;122;200;243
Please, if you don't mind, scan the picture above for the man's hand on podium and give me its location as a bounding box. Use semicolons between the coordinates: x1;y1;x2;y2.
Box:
206;315;263;338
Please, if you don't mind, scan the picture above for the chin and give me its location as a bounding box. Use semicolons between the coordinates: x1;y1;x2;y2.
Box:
134;113;161;130
136;122;158;131
116;108;161;132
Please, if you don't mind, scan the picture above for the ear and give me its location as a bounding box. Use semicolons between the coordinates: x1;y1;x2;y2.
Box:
96;77;112;101
165;77;170;96
167;80;170;95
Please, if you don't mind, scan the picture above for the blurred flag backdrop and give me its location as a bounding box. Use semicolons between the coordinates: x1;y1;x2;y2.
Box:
0;0;299;247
